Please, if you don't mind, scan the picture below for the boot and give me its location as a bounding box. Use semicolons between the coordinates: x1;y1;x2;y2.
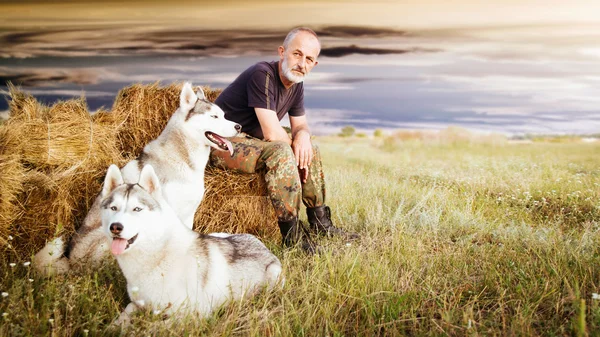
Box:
306;205;359;240
278;217;319;254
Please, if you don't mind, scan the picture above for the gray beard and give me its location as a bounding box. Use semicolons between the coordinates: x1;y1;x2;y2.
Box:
282;59;305;84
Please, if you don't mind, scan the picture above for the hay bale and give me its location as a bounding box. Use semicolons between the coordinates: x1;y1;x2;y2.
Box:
6;82;45;122
5;97;122;171
111;82;181;158
0;153;26;249
196;166;277;237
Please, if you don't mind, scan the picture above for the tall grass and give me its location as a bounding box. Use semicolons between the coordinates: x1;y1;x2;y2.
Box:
1;137;599;336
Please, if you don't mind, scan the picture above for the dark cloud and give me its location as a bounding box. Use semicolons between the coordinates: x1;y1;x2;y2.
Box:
0;25;420;58
320;45;440;58
316;26;407;38
0;68;99;87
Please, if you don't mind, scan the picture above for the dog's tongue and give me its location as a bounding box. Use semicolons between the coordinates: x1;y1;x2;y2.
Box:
111;238;128;255
224;138;234;156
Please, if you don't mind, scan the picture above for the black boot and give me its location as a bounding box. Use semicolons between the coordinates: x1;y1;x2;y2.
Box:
306;205;359;240
278;217;319;254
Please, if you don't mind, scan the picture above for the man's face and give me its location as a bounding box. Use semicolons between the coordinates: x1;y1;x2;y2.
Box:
279;32;320;84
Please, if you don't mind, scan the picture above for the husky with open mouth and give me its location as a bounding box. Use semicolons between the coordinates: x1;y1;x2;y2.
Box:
101;164;282;325
34;82;241;275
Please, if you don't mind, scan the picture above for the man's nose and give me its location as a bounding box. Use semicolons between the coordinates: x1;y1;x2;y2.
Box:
297;57;306;68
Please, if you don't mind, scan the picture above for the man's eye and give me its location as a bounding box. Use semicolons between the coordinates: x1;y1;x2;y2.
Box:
133;207;142;212
110;206;117;211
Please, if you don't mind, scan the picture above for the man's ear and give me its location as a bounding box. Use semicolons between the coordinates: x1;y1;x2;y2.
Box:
278;46;285;58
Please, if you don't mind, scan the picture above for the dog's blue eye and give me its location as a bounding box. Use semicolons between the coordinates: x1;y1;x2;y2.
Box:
110;206;117;211
133;207;142;212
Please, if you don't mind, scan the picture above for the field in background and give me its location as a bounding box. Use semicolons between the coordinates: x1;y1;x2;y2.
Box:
1;136;599;336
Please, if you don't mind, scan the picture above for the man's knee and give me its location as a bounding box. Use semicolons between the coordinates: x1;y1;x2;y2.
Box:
263;141;295;163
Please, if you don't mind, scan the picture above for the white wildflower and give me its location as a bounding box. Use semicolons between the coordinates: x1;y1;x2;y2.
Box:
593;293;600;300
153;310;161;315
1;292;8;298
9;263;15;268
28;279;34;283
2;313;7;318
23;261;31;267
48;318;54;324
7;235;12;240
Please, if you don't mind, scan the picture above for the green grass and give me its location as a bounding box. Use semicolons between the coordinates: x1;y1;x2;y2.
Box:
2;137;600;336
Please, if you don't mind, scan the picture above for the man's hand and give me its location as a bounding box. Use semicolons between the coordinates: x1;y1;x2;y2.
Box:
292;130;313;183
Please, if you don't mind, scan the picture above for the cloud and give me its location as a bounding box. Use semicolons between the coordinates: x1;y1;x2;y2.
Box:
0;67;101;87
316;26;407;38
320;45;439;58
0;25;421;59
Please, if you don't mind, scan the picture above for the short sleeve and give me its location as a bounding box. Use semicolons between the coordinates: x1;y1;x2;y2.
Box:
288;83;305;117
247;69;277;111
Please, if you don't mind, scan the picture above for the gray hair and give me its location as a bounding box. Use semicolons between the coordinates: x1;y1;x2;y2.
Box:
282;27;321;54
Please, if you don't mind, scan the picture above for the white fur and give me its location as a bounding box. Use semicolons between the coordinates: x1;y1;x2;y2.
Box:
101;165;282;325
34;83;240;275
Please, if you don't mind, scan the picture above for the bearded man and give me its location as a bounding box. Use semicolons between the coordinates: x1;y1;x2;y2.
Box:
210;27;358;254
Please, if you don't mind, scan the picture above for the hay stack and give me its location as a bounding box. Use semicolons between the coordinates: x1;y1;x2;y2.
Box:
0;83;277;257
0;153;26;248
0;85;123;253
196;166;277;237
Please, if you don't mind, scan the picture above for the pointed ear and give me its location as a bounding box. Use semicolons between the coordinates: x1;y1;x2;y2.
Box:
138;165;161;196
195;86;206;100
101;164;123;197
179;82;197;113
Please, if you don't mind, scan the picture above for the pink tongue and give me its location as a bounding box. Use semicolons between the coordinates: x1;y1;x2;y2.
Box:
111;238;128;255
224;138;234;156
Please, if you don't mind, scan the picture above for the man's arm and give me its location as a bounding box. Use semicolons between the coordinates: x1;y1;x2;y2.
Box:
255;108;292;145
290;115;313;183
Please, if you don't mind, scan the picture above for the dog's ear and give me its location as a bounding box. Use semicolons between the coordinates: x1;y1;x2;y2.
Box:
102;164;123;197
195;86;206;100
138;165;161;196
180;82;197;113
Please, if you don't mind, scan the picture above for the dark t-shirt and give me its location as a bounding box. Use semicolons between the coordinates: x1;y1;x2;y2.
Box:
215;61;305;139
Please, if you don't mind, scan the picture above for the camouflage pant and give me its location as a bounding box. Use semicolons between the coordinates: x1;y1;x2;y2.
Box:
209;135;326;222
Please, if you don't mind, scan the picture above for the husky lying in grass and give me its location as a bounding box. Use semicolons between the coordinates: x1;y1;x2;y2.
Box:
101;164;283;325
34;82;240;275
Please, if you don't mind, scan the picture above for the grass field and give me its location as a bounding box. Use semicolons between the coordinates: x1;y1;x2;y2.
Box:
1;136;599;336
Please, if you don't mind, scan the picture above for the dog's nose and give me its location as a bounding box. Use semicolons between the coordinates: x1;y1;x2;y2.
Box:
110;222;123;234
234;124;242;132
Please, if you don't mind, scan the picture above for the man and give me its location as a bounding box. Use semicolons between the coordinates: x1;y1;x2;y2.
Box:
210;27;357;254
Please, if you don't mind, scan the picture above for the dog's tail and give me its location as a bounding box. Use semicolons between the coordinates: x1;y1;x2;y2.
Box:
33;236;71;276
265;259;285;289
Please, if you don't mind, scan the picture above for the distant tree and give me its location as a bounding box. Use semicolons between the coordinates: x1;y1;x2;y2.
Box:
356;133;367;138
338;125;355;137
373;129;384;137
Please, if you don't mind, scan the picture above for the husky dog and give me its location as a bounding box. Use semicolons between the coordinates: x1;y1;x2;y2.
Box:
34;82;240;275
101;164;282;325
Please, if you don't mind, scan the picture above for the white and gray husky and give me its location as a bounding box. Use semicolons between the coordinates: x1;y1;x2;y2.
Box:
101;164;282;324
34;82;240;275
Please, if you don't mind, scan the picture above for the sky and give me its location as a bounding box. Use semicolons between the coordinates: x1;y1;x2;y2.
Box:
1;0;600;135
